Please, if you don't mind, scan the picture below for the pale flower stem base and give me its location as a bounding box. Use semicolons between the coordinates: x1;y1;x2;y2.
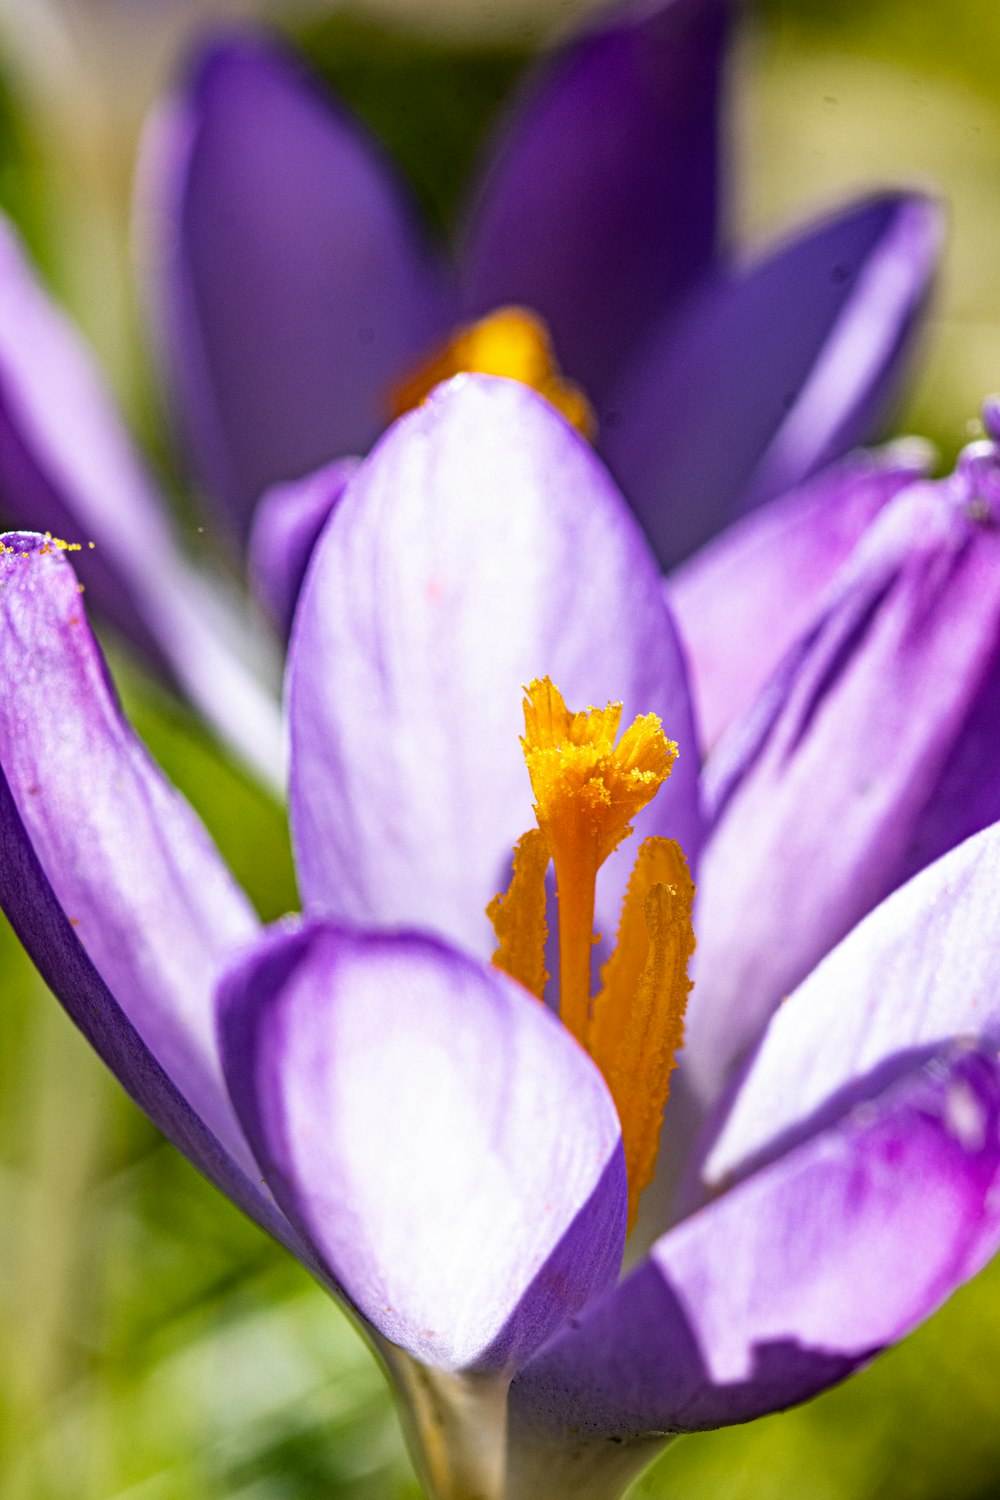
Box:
385;1347;510;1500
504;1424;678;1500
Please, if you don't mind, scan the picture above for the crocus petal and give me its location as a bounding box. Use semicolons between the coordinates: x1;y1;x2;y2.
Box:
0;764;303;1256
289;376;702;960
704;815;1000;1191
248;457;357;639
142;32;451;534
219;920;626;1372
603;194;941;570
667;440;931;753
0;213;283;784
509;1047;1000;1456
462;0;726;401
0;533;259;1175
683;475;1000;1108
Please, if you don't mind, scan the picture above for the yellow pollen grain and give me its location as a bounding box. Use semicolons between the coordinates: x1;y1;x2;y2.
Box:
387;306;596;439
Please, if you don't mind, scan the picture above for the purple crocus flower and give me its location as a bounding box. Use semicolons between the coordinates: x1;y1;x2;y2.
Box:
4;376;1000;1500
0;0;940;753
142;0;940;575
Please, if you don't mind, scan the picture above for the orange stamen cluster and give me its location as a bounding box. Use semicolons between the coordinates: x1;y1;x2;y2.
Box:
388;306;596;439
488;679;695;1231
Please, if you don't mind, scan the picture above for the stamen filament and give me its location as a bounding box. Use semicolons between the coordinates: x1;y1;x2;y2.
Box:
551;843;600;1045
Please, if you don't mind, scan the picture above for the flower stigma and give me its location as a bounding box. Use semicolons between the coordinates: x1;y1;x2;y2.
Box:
387;306;596;438
487;678;695;1231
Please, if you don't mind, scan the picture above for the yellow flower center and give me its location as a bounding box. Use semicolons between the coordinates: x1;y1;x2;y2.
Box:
487;678;695;1232
388;306;596;439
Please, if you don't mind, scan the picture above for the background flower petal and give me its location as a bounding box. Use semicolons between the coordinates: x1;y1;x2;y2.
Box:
141;32;451;534
0;214;283;783
219;921;626;1372
288;375;702;960
509;1047;1000;1454
248;456;358;639
603;194;941;570
683;476;1000;1108
461;0;726;402
0;533;260;1176
667;440;931;753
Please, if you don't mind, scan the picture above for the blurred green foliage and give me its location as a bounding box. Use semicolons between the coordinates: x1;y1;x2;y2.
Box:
0;2;999;1497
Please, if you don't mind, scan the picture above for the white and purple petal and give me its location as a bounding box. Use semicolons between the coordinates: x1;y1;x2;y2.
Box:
509;1047;1000;1467
219;920;626;1372
141;32;451;533
288;375;702;960
603;194;941;570
0;533;259;1175
667;440;931;753
684;468;1000;1106
703;813;1000;1192
0;768;299;1253
462;0;726;401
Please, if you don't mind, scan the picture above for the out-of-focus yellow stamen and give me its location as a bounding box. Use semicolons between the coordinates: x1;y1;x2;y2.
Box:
487;679;694;1233
594;840;695;1232
487;828;549;1002
387;306;596;439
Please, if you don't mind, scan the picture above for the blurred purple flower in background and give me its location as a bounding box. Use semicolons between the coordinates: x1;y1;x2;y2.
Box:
0;0;940;763
4;377;1000;1499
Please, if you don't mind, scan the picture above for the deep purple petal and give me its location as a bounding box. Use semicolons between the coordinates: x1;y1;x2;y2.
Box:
510;1047;1000;1451
0;214;282;782
683;472;1000;1109
248;457;357;639
603;194;941;570
142;32;451;533
288;376;702;960
219;920;626;1372
667;441;931;753
462;0;726;401
0;533;260;1174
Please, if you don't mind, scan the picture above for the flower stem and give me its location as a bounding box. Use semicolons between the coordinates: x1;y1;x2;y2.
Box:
385;1349;510;1500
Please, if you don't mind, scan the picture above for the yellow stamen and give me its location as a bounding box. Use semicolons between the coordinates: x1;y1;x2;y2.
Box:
486;680;694;1234
521;678;676;1044
486;828;550;1002
594;842;695;1232
387;306;596;439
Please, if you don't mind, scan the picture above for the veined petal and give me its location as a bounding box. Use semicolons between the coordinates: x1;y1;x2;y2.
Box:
685;474;1000;1107
218;921;626;1373
667;441;931;753
248;457;357;639
289;376;702;960
0;534;259;1176
509;1047;1000;1459
703;815;1000;1192
0;213;282;784
604;194;941;570
140;32;451;533
461;0;726;400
